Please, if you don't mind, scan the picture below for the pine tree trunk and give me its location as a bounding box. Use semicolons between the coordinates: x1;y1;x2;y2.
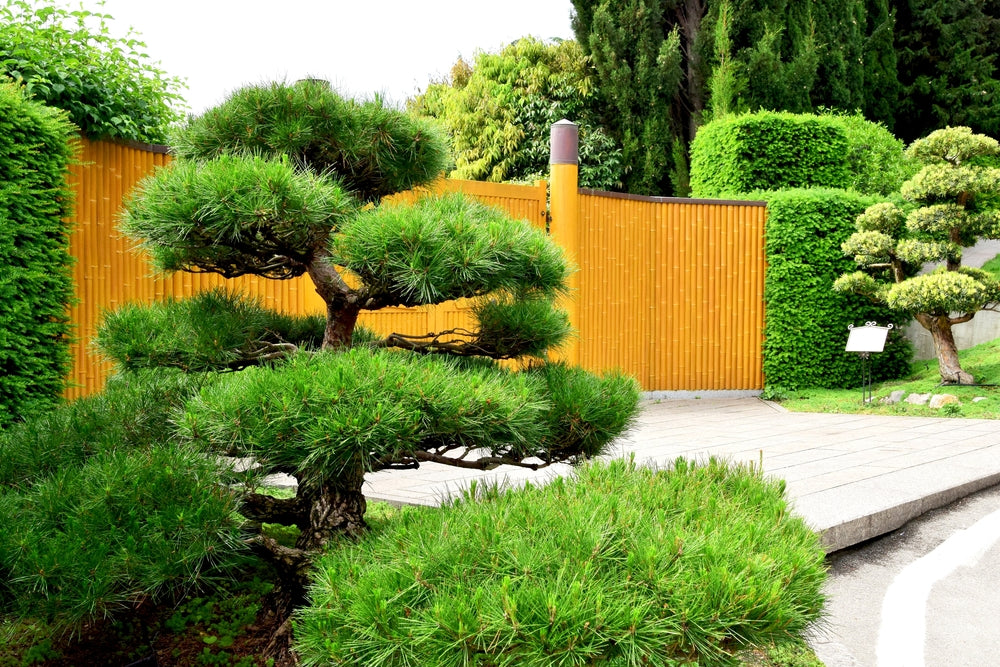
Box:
306;253;362;349
917;313;974;384
296;462;368;551
257;464;369;662
322;299;361;349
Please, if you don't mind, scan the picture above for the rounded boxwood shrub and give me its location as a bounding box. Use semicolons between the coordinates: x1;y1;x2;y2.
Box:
690;111;914;198
295;457;827;666
824;111;915;196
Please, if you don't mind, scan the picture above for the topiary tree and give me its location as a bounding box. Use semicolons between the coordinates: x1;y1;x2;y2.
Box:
1;80;638;654
0;0;185;143
835;126;1000;384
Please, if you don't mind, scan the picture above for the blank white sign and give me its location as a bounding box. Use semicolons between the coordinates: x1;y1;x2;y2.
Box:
846;325;890;353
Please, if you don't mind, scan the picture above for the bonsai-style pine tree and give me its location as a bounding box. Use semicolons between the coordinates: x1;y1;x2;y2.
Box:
835;126;1000;384
102;80;639;631
0;81;637;658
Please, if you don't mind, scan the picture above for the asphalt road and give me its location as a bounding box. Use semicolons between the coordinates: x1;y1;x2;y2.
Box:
809;483;1000;667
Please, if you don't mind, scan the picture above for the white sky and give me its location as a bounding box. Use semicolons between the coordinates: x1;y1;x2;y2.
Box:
78;0;578;115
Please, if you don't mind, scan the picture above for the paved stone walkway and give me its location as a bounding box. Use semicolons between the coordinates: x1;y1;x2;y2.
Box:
364;397;1000;551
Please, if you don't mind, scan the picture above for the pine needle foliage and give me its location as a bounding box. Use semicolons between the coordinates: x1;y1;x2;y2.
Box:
97;289;328;372
0;369;212;490
120;154;355;279
177;350;638;492
171;80;448;203
295;457;826;667
332;194;569;307
470;295;573;359
0;370;242;631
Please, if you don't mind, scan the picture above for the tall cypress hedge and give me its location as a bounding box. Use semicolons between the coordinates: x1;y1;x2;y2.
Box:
762;188;911;390
0;82;76;426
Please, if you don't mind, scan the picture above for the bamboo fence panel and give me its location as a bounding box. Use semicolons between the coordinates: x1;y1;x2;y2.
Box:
64;139;548;397
65;139;765;398
575;190;766;390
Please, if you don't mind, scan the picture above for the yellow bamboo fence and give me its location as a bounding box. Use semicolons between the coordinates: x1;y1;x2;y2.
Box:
571;190;767;391
65;137;765;398
64;139;548;398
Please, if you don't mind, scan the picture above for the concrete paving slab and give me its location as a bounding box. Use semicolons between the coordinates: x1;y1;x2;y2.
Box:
361;397;1000;553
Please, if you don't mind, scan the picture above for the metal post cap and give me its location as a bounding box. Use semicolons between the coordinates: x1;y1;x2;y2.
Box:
550;120;579;165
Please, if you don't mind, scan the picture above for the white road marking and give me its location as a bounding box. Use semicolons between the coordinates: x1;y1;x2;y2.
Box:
876;506;1000;667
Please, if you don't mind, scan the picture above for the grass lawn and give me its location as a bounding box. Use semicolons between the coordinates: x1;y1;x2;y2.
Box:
776;336;1000;419
979;252;1000;281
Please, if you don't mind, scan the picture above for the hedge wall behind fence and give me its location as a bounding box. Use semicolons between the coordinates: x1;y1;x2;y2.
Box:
0;82;76;427
690;112;851;198
763;188;911;389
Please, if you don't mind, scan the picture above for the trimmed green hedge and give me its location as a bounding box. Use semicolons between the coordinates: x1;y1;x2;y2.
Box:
826;112;914;196
763;188;911;389
690;112;850;197
0;81;76;427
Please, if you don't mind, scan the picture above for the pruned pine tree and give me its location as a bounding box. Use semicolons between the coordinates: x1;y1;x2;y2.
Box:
105;80;639;646
835;126;1000;384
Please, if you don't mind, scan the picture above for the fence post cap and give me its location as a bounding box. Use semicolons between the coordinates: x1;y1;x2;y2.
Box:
550;120;579;165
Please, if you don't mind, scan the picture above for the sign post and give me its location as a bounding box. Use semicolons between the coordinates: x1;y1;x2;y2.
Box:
846;322;893;403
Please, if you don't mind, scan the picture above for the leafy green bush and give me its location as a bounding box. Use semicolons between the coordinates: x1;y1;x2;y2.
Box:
690;111;851;197
0;0;185;143
409;37;624;190
763;188;911;389
295;457;827;666
0;80;75;427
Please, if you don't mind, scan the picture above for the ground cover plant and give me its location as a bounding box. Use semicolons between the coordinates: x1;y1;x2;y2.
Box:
775;335;1000;418
982;252;1000;281
296;457;827;667
0;80;640;662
